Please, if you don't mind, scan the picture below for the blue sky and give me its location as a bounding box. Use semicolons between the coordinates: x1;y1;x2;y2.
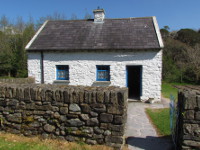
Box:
0;0;200;30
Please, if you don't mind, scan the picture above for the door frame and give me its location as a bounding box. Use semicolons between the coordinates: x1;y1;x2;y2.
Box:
126;65;143;99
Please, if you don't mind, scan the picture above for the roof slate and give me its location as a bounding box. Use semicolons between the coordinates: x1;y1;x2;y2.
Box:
27;17;161;51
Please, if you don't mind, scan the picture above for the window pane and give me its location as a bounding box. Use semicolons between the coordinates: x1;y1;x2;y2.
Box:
58;70;65;78
97;65;110;81
57;65;69;80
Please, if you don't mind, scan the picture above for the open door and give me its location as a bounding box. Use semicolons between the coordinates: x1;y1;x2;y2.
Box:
127;66;142;99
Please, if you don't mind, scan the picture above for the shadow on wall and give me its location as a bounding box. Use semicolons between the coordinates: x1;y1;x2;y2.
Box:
126;136;174;150
28;51;159;62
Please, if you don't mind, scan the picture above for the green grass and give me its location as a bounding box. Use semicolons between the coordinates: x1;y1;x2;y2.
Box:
0;137;51;150
146;108;171;136
162;82;178;99
161;82;191;99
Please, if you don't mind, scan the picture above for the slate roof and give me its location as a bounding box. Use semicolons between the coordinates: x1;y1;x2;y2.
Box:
26;17;162;51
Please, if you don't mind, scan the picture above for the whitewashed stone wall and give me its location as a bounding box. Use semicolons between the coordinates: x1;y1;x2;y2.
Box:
28;50;162;101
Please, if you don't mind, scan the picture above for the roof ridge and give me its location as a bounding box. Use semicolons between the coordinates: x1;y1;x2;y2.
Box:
47;16;153;22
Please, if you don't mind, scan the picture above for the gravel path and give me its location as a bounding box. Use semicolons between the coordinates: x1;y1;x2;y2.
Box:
125;99;174;150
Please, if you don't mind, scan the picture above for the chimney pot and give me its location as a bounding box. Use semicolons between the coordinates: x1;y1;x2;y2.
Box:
93;9;105;23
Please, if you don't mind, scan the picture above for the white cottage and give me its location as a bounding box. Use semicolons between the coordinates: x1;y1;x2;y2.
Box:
26;9;163;101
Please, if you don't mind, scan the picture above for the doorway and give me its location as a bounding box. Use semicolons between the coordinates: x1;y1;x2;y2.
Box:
127;66;142;99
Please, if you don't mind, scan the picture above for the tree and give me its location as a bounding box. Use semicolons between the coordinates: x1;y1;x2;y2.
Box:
162;38;189;82
176;29;200;46
70;14;78;20
184;44;200;83
15;16;25;33
160;28;169;39
36;12;67;29
0;15;9;31
84;12;92;19
0;31;13;76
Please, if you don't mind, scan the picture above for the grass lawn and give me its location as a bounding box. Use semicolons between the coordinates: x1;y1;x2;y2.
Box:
161;82;191;100
0;132;114;150
162;82;178;99
146;108;171;136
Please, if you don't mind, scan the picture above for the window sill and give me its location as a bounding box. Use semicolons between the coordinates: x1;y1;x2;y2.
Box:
93;81;111;84
53;80;70;84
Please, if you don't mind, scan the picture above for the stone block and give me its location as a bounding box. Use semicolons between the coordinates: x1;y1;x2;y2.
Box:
52;106;59;112
93;134;104;139
112;131;123;136
185;110;194;120
69;104;81;112
105;135;123;144
80;114;89;121
90;111;98;117
54;90;61;102
110;91;118;105
197;95;200;109
94;127;104;134
7;113;22;123
53;112;60;119
82;127;93;134
5;88;12;98
91;91;97;103
114;115;123;124
97;91;104;103
60;107;68;114
183;140;200;147
104;130;111;136
109;125;124;132
0;106;4;111
84;91;90;103
16;88;24;100
184;92;197;110
107;105;124;115
60;115;67;122
6;99;18;107
0;100;6;107
45;90;53;101
104;91;110;103
43;124;55;133
195;111;200;120
86;118;99;126
36;88;45;101
100;123;108;129
91;103;106;113
80;104;91;113
117;90;128;106
79;90;84;103
0;87;6;98
65;135;75;142
183;124;192;135
71;90;79;103
30;88;37;100
33;111;45;115
66;114;78;119
67;119;84;127
96;139;104;144
100;113;113;123
63;90;70;103
86;139;97;145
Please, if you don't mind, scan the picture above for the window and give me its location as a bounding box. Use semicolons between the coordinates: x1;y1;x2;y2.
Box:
56;65;69;80
96;65;110;81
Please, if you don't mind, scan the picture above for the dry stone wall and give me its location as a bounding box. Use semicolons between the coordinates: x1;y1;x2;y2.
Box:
0;83;128;149
176;87;200;149
0;78;35;84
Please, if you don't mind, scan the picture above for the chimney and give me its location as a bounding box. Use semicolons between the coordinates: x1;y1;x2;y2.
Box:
93;8;105;23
